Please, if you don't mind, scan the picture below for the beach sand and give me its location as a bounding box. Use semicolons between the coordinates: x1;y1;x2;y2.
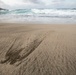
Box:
0;23;76;75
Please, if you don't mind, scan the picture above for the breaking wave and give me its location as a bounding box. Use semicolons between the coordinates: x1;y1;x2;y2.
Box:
0;8;76;24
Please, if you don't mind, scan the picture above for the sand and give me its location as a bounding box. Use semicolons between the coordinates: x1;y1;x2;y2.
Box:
0;23;76;75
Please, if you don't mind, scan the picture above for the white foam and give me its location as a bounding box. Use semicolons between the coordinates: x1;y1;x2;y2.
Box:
31;9;76;16
0;9;76;24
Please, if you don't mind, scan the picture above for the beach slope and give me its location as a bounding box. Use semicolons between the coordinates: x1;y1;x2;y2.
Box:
0;23;76;75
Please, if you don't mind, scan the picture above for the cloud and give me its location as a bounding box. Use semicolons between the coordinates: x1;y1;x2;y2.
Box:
0;0;9;8
21;0;65;8
23;0;40;4
0;0;76;9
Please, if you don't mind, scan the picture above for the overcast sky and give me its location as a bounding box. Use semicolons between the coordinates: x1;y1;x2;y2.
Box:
0;0;76;9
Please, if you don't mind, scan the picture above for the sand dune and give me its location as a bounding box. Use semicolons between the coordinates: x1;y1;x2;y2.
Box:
0;23;76;75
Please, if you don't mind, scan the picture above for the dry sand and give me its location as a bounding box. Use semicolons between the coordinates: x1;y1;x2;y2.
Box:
0;23;76;75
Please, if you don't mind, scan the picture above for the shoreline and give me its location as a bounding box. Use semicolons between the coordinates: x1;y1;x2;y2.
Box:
0;22;76;25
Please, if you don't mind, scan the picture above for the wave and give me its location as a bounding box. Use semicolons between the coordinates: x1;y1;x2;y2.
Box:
31;9;76;16
1;8;76;15
0;8;76;24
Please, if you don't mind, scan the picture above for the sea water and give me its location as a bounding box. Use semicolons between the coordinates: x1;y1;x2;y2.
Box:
0;8;76;24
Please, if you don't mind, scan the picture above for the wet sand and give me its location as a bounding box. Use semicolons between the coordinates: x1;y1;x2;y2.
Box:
0;23;76;75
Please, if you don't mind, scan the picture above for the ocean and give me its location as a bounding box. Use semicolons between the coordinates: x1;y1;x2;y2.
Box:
0;8;76;24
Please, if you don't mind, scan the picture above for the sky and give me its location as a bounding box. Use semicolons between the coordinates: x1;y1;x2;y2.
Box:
0;0;76;9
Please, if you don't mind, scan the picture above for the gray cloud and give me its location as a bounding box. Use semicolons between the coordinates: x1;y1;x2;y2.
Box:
0;0;76;9
0;0;9;8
